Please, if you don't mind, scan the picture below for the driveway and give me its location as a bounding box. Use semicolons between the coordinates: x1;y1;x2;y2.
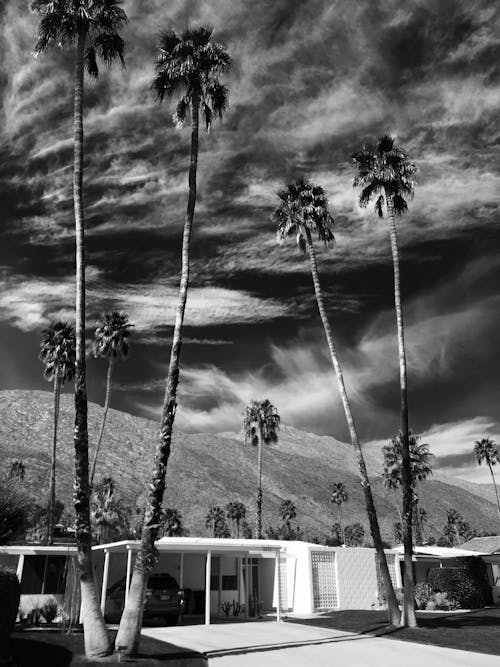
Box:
142;621;498;666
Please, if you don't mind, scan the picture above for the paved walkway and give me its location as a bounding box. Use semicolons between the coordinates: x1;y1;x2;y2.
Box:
142;621;498;666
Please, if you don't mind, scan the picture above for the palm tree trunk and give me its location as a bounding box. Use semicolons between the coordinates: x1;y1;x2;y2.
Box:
306;236;401;624
115;93;200;656
392;487;404;525
47;376;60;545
488;462;500;528
339;504;345;546
256;434;263;539
386;198;416;628
90;358;114;487
72;31;111;658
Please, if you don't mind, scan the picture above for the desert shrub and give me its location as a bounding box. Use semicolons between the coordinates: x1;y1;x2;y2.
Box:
414;582;433;608
26;605;44;626
428;558;491;609
0;567;21;661
0;481;31;544
40;599;59;624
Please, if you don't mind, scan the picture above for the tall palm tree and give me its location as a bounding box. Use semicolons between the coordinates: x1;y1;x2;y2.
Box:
90;312;133;486
353;135;417;627
279;499;297;532
39;321;76;545
32;1;127;657
474;438;500;526
161;507;183;537
205;506;227;537
330;482;348;545
115;27;230;654
382;432;432;528
226;501;246;538
243;399;280;539
274;177;400;624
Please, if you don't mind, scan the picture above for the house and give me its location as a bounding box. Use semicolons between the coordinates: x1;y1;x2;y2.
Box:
1;538;401;623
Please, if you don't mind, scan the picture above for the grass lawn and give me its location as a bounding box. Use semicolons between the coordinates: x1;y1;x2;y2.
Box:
288;608;500;655
10;628;204;666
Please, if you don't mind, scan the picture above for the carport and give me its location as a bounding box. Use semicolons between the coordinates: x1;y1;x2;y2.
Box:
93;537;286;625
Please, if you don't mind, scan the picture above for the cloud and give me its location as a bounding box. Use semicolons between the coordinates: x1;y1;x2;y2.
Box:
0;269;292;334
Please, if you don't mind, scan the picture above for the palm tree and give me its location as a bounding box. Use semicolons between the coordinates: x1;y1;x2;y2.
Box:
279;499;297;532
115;27;230;654
90;312;133;486
32;1;127;656
345;523;365;547
226;501;247;538
274;177;401;624
353;135;417;627
243;399;280;539
330;482;348;545
90;477;130;544
8;460;26;482
161;507;183;537
205;506;227;537
39;321;76;545
474;438;500;526
382;432;432;529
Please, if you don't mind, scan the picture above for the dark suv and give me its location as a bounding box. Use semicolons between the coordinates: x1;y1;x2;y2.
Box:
105;573;184;624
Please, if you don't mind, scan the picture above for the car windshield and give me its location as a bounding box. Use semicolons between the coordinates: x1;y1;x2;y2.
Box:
148;576;178;590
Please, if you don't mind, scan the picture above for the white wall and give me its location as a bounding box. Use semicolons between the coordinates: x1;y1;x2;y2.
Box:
336;547;378;610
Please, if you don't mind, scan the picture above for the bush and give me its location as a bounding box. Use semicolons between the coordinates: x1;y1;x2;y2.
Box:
40;599;59;624
428;558;492;609
414;582;433;608
0;481;31;544
0;567;21;661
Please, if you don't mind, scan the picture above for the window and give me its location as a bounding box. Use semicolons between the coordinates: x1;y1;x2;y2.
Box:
21;556;67;595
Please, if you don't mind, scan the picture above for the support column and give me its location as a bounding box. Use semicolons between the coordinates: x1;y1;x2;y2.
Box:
100;550;110;616
218;557;222;615
244;556;249;619
237;557;242;605
205;550;211;625
16;554;25;584
275;551;281;622
125;548;133;605
179;553;184;588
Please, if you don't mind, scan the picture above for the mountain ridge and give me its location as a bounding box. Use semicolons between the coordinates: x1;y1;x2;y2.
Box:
0;389;497;542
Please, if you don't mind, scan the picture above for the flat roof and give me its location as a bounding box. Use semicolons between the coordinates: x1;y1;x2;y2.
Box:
392;545;487;558
92;537;295;555
0;545;77;556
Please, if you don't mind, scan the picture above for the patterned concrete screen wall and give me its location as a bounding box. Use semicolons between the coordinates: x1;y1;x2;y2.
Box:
311;550;338;610
335;548;379;609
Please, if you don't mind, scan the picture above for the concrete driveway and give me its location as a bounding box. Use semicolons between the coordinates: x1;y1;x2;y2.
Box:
142;621;498;666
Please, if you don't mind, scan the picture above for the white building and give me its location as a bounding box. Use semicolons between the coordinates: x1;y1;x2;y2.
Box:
1;538;401;623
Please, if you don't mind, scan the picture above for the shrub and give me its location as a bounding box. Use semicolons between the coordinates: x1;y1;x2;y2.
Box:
428;558;491;609
40;599;59;624
0;481;31;544
0;567;21;661
414;582;433;608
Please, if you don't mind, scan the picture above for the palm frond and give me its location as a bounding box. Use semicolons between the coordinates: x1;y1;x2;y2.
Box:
174;96;190;126
152;25;230;125
85;45;99;78
375;194;384;218
93;32;125;67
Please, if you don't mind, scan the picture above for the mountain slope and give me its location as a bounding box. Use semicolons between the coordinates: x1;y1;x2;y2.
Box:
0;389;498;542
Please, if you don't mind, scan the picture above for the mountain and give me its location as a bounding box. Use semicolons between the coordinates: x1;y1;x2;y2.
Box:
1;389;498;542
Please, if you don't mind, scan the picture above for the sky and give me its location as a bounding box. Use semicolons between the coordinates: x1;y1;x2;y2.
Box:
1;0;499;484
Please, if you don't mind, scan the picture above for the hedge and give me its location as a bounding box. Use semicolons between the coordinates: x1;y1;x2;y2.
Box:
0;567;21;662
428;557;492;609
